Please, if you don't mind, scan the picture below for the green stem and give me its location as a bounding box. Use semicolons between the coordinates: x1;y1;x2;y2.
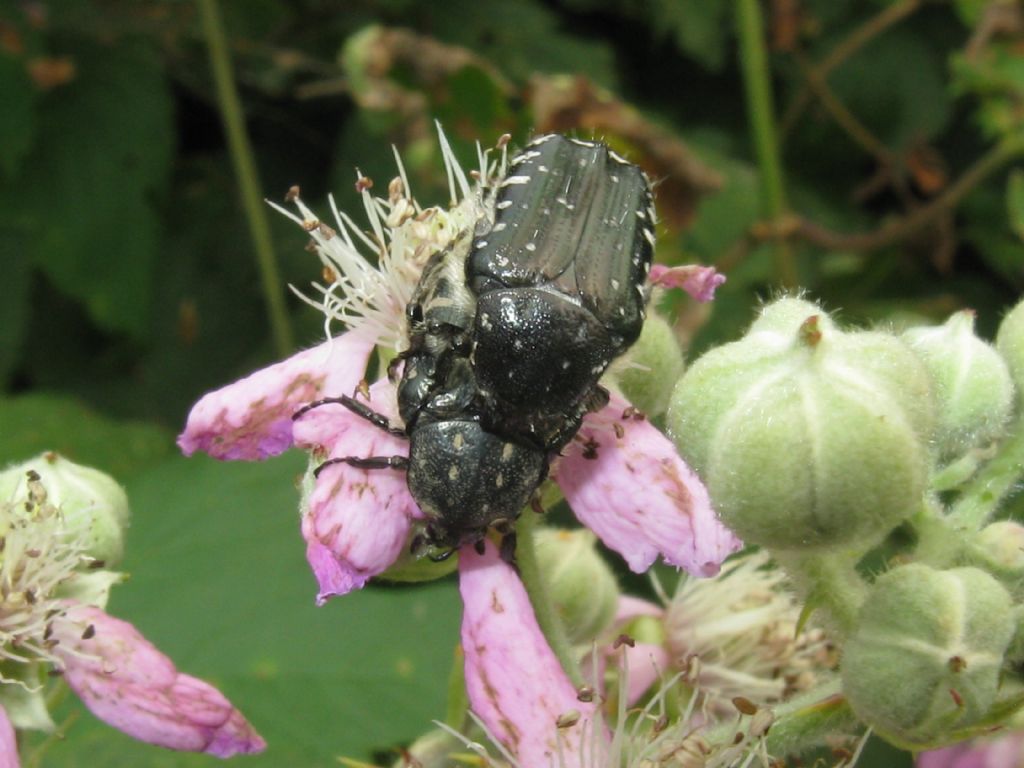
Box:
197;0;293;357
515;509;585;688
736;0;798;288
776;551;866;639
949;417;1024;531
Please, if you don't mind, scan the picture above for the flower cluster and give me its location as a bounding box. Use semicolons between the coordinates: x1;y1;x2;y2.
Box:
179;127;739;763
0;453;263;764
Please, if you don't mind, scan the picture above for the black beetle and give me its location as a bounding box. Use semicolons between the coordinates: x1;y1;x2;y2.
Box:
296;134;655;558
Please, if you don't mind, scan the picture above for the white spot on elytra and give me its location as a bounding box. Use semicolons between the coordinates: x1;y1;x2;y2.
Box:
492;222;507;233
611;278;621;290
497;200;513;210
502;443;515;460
449;466;459;480
525;242;536;252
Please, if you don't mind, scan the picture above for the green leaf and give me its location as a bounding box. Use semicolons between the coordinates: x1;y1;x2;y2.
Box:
29;453;461;767
0;246;31;386
1;37;173;339
0;51;36;178
827;29;950;150
0;393;172;479
651;0;730;71
1009;169;1024;241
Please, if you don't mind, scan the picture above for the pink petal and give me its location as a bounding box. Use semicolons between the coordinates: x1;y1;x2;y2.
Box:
614;594;664;624
459;540;605;766
554;393;740;576
648;264;726;302
295;379;420;604
0;707;19;768
917;734;1023;768
52;604;265;757
178;334;375;460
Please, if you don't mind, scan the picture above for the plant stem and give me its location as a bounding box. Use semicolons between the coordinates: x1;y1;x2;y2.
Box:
949;417;1024;531
736;0;798;288
514;509;585;688
197;0;293;357
776;551;866;639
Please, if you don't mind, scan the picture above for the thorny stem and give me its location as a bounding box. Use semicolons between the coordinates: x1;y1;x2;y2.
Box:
949;416;1024;531
197;0;294;357
514;508;585;689
736;0;798;289
781;0;924;137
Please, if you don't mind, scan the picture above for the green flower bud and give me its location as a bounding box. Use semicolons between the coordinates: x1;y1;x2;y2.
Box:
903;311;1014;460
842;564;1014;748
667;300;932;551
0;453;129;567
534;527;620;644
610;312;685;417
968;521;1024;599
997;298;1024;403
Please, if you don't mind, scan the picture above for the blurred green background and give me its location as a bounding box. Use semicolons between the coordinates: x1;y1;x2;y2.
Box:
1;0;1021;765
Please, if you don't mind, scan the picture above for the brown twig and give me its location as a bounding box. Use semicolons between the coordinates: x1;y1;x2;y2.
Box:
780;0;923;138
719;136;1023;261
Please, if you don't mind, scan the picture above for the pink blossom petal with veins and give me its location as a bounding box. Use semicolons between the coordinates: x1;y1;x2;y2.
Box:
648;263;726;303
52;604;264;757
554;393;740;577
178;334;376;460
294;379;420;604
460;540;604;767
0;707;18;768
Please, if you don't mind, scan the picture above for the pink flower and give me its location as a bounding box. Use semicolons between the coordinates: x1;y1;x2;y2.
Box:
0;461;263;764
178;128;739;761
459;540;603;766
179;131;737;603
917;734;1024;768
51;604;265;758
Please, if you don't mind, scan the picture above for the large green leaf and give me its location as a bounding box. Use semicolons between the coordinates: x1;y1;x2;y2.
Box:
0;393;172;478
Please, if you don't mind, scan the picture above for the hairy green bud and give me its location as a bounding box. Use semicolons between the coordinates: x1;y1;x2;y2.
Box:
903;311;1014;460
534;527;619;644
667;300;932;551
610;312;685;417
842;564;1013;748
996;297;1024;402
0;452;130;567
969;521;1024;599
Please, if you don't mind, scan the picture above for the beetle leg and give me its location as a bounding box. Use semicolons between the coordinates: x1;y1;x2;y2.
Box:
583;384;610;414
498;529;518;565
313;454;410;478
427;547;456;563
293;394;405;436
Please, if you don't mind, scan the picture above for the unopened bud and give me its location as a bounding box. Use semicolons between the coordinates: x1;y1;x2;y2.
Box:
996;298;1024;402
842;564;1013;747
611;313;685;417
667;300;932;552
0;453;129;567
534;527;620;644
903;311;1014;460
